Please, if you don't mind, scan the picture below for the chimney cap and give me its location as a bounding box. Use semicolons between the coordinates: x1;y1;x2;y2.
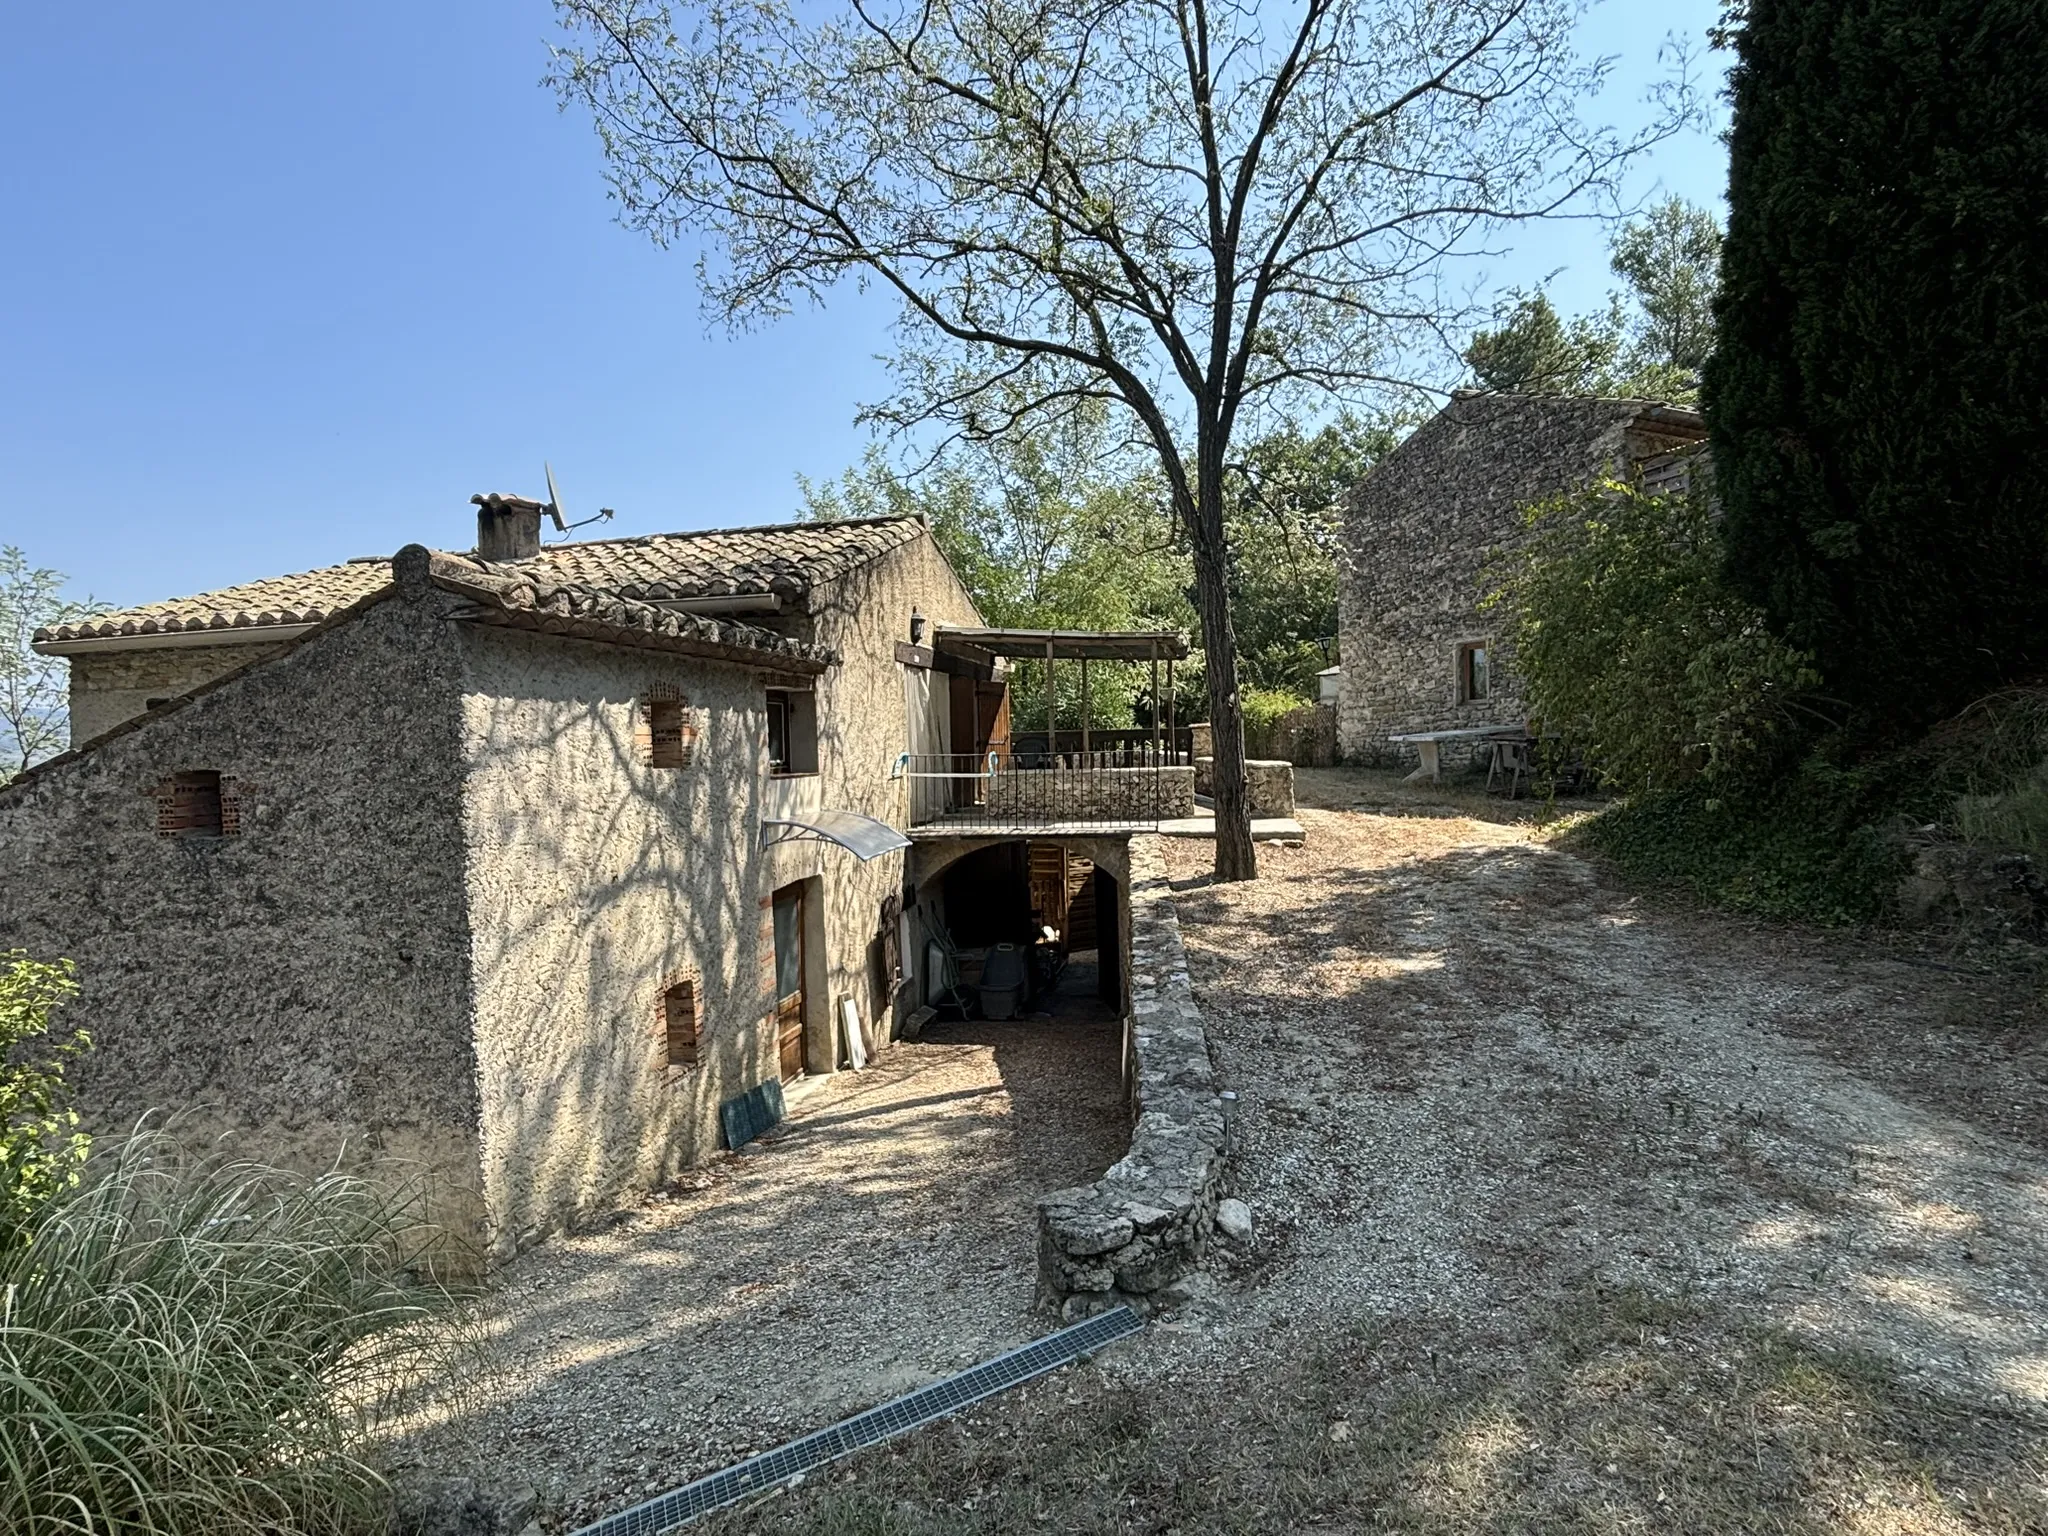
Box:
471;492;547;512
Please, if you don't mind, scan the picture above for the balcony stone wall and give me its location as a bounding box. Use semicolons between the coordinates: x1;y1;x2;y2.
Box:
981;763;1196;822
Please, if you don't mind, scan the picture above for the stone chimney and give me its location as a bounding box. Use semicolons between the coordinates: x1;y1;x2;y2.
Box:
471;492;546;562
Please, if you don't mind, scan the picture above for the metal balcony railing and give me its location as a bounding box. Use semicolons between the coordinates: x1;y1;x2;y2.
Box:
895;751;1191;832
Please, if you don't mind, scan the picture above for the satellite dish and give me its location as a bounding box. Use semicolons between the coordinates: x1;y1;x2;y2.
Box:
542;462;570;534
539;462;613;540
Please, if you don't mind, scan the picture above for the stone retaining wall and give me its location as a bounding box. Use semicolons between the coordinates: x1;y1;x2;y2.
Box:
1037;835;1226;1317
1193;757;1295;817
984;764;1197;821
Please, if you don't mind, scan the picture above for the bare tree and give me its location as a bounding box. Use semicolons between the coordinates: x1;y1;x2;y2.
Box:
552;0;1689;879
0;550;102;780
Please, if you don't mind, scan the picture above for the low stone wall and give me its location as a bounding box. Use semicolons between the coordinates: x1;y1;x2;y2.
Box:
1193;757;1295;817
984;764;1197;821
1037;835;1226;1317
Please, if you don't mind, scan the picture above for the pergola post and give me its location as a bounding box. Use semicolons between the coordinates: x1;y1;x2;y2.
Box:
1165;656;1176;763
1045;638;1057;763
1150;645;1161;765
1080;656;1091;757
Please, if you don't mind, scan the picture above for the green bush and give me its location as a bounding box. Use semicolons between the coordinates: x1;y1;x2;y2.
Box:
1568;754;1929;926
1239;685;1310;740
1488;477;1820;793
0;1129;479;1535
1706;0;2048;736
0;953;89;1241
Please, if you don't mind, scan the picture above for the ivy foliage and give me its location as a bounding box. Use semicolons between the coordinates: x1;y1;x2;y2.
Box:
0;952;90;1241
1487;476;1819;794
1704;0;2048;738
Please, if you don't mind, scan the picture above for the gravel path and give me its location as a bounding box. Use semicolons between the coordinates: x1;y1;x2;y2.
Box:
1143;787;2048;1414
389;995;1124;1529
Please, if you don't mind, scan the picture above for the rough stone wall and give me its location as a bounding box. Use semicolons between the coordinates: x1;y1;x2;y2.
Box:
1192;759;1293;817
982;764;1197;821
0;595;482;1228
67;641;296;744
1037;834;1224;1317
1337;395;1704;768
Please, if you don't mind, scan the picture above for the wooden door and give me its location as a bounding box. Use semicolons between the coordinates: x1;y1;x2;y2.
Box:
772;887;806;1081
978;682;1012;764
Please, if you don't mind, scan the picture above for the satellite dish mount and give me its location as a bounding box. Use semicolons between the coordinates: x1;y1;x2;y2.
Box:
542;462;616;540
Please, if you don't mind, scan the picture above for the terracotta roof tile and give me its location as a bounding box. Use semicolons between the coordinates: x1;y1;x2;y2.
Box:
36;517;924;643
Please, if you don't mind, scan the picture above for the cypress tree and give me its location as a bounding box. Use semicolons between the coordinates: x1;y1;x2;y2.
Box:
1704;0;2048;737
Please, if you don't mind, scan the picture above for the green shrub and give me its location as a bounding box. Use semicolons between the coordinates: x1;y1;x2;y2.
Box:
1568;754;1929;926
0;953;89;1241
1488;477;1820;793
0;1129;479;1535
1239;685;1310;740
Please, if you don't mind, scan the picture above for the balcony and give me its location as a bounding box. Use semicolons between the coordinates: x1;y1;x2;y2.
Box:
899;750;1197;835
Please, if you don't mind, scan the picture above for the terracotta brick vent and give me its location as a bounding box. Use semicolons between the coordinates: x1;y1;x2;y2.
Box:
151;771;240;838
662;975;702;1068
637;685;702;770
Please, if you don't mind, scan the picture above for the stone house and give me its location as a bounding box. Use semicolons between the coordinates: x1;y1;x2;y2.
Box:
1;499;1193;1256
1336;392;1707;768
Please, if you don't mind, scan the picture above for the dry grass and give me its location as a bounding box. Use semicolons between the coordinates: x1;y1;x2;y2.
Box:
707;1286;2048;1535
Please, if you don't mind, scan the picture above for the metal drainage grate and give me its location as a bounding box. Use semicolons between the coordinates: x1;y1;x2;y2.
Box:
570;1306;1144;1536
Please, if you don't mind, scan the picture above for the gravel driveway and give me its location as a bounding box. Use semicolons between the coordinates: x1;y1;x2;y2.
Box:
1150;779;2048;1411
389;1000;1124;1529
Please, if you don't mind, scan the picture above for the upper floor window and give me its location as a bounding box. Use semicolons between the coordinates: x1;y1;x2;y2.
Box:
1456;641;1491;704
767;688;818;775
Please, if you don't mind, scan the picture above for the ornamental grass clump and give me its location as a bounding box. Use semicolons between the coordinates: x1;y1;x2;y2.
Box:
0;1128;481;1535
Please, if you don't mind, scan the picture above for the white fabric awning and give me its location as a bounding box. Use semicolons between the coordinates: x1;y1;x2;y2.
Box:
760;808;912;860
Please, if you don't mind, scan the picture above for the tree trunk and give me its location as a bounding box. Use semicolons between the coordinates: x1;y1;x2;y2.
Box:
1188;451;1257;883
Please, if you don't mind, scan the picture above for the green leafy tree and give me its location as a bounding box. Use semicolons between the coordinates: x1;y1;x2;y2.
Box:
1463;291;1627;396
551;0;1688;882
804;416;1193;729
1224;415;1392;695
1488;476;1818;793
1610;194;1722;393
1705;0;2048;737
1464;198;1721;403
1;549;104;779
0;952;90;1241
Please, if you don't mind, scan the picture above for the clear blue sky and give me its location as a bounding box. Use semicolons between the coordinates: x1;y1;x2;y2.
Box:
1;0;1729;609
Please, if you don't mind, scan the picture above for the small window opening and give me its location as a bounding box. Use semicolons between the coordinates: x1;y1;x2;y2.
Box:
156;770;233;838
766;688;818;774
662;977;701;1068
640;686;699;769
1457;642;1491;704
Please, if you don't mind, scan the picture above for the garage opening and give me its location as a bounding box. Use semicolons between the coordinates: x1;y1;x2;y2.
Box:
923;840;1123;1026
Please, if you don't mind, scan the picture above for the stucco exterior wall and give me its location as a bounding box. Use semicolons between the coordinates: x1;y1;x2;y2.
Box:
458;527;984;1249
0;596;481;1225
787;530;983;1047
1337;395;1703;768
66;640;297;744
455;624;788;1251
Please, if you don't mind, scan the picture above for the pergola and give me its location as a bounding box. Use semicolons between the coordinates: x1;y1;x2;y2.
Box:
933;625;1191;758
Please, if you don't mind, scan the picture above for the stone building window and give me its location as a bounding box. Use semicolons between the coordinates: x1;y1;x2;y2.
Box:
637;685;700;770
766;688;818;775
1456;642;1491;704
662;975;701;1068
153;770;239;838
